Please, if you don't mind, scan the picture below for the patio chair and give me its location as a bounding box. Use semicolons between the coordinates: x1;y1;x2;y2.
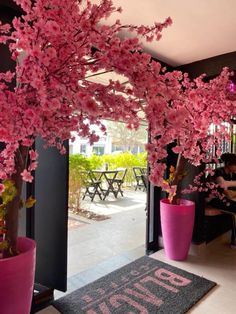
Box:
80;171;103;202
141;173;148;190
107;168;127;198
133;167;147;191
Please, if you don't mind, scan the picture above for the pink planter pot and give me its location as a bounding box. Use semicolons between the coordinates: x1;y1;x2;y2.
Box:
160;199;195;261
0;237;36;314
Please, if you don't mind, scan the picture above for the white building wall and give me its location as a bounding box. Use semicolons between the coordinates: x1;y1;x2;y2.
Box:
69;121;113;156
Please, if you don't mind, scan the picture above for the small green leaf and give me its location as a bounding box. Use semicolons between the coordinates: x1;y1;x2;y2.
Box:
0;240;8;251
25;196;36;208
1;179;17;204
0;204;6;220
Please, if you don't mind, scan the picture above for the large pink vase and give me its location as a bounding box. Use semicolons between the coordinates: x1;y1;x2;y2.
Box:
160;198;195;261
0;237;36;314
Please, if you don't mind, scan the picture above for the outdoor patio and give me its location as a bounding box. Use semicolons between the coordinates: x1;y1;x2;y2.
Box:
52;189;147;299
67;189;147;278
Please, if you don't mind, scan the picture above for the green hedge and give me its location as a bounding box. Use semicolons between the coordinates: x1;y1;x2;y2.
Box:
69;154;91;211
69;152;147;186
69;154;91;172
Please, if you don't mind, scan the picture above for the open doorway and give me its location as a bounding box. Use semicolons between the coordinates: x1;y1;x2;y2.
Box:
64;120;148;295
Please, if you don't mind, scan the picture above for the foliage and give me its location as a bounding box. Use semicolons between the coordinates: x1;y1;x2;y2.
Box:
68;173;83;213
68;151;147;209
0;180;18;252
162;166;187;203
88;154;104;170
68;154;90;212
135;152;147;167
69;152;147;187
69;154;91;173
102;152;147;185
0;180;35;255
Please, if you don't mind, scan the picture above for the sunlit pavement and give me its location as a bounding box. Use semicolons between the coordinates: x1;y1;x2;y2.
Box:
67;189;147;278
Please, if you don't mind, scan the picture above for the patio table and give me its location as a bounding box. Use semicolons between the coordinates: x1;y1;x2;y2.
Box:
92;170;119;200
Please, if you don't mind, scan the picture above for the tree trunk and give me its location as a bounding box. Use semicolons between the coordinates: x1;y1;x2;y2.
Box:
4;146;29;257
172;154;187;205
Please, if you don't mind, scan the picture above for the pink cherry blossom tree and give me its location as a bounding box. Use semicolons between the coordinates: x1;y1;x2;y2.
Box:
0;0;173;256
145;67;236;202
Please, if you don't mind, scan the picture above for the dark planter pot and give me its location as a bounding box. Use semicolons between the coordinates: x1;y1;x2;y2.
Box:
0;237;36;314
160;198;195;260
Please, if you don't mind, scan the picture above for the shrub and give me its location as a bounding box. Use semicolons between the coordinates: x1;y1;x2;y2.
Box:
88;154;104;170
69;155;91;212
101;152;146;185
69;151;147;196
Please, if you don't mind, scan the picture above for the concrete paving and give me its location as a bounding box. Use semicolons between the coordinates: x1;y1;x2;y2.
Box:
67;189;147;278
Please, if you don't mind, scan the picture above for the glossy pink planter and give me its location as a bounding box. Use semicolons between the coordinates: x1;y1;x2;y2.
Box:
0;237;36;314
160;199;195;261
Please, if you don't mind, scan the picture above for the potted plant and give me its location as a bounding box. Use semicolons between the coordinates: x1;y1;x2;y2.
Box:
0;0;174;312
145;68;236;260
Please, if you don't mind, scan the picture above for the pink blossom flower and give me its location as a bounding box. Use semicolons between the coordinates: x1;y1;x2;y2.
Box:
21;170;33;182
45;20;61;35
28;161;38;171
29;150;38;161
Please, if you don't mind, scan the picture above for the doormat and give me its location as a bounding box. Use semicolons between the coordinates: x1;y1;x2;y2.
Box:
53;256;216;313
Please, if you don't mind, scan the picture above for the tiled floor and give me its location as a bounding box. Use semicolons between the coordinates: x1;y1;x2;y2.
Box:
151;234;236;313
56;245;145;300
37;190;236;313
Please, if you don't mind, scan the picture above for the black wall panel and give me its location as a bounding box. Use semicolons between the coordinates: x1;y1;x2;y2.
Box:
33;138;68;292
